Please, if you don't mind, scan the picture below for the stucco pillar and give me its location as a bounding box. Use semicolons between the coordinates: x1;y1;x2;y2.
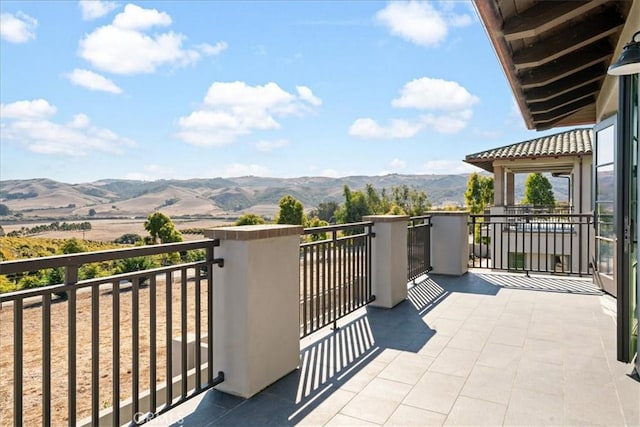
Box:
506;171;515;206
203;224;303;398
363;215;409;308
494;165;505;206
429;212;469;276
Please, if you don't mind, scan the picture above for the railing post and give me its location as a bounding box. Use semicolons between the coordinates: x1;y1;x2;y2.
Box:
429;211;469;276
203;224;303;398
363;215;409;308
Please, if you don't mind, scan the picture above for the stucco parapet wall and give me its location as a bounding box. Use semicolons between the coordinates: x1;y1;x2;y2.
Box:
204;224;303;241
362;215;410;222
426;211;468;216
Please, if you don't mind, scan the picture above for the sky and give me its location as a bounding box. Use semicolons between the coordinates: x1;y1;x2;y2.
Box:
0;0;580;184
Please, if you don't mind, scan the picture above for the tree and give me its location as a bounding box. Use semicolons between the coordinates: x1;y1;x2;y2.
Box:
465;173;494;214
88;208;96;217
61;238;87;254
114;233;143;245
308;201;340;223
306;216;329;241
335;185;373;224
276;195;305;225
144;212;183;244
0;203;10;216
390;185;430;216
523;173;555;206
235;213;266;226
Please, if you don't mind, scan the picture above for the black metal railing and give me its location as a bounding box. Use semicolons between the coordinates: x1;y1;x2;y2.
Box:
469;213;594;276
299;222;375;338
407;215;432;281
0;240;224;427
504;205;574;216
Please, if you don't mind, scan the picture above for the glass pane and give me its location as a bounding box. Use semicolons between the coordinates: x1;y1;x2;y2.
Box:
597;238;614;276
596;164;614;201
597;202;615;238
596;125;614;165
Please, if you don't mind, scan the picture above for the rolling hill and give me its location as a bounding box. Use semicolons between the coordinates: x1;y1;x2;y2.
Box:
0;173;569;220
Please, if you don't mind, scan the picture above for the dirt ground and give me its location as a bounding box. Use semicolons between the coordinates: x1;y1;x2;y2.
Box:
0;271;210;426
1;218;234;243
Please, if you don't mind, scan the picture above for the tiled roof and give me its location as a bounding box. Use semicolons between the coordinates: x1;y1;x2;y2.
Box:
464;128;592;172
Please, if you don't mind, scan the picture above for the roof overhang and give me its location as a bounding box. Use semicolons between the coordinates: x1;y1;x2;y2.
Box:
473;0;634;130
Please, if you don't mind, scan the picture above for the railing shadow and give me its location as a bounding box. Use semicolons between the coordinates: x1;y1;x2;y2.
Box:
173;272;509;426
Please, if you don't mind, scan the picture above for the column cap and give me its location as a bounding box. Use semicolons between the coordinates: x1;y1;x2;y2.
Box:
362;215;409;222
426;211;469;216
204;224;303;241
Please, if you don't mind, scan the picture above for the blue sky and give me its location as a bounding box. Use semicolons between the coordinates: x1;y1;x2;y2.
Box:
1;0;573;184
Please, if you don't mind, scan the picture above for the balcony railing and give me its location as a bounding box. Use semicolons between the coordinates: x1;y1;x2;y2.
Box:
470;213;594;276
299;222;374;338
407;215;432;281
0;240;224;427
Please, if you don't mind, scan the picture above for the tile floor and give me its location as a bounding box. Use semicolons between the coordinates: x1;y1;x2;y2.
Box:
149;271;639;426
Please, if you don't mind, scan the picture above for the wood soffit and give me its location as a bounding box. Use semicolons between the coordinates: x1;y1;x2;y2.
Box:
474;0;632;130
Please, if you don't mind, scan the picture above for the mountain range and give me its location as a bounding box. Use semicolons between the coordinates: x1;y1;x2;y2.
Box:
0;174;569;220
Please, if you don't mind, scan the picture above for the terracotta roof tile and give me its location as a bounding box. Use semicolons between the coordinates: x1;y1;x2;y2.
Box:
464;128;592;172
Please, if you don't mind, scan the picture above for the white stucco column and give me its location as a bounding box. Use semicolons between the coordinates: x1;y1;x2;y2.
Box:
203;224;303;398
429;212;469;276
494;165;505;206
363;215;409;308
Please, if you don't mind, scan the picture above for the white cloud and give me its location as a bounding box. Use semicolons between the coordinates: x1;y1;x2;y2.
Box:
176;81;322;146
0;99;56;120
390;158;406;169
375;1;447;47
392;77;478;111
348;118;424;139
422;160;476;174
0;12;37;43
197;41;228;55
421;110;472;134
112;4;171;30
0;99;135;156
125;164;173;181
255;139;290;152
66;68;123;94
447;13;472;27
220;163;270;177
296;86;322;107
78;4;227;75
79;1;119;21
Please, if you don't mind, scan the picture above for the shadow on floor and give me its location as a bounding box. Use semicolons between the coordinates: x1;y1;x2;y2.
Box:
169;273;509;426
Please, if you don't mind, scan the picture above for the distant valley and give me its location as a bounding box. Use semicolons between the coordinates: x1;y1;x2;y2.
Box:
0;174;569;221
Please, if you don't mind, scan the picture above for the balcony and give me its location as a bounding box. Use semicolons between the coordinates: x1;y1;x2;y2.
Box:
147;272;639;426
1;213;638;426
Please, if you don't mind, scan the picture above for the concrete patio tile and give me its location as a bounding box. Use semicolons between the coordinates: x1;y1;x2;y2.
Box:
326;413;381;426
526;320;564;342
296;389;356;426
476;342;522;371
461;314;498;332
496;312;530;330
461;364;516;405
563;355;613;387
429;318;465;336
443;396;507;426
384;404;446;426
377;352;435;385
514;358;564;396
415;333;452;358
340;360;389;393
340;378;412;424
436;305;475;322
564;381;626;426
446;327;490;352
521;338;564;366
206;392;293;426
504;387;564;426
402;371;465;415
339;394;401;425
488;325;527;347
428;347;480;378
